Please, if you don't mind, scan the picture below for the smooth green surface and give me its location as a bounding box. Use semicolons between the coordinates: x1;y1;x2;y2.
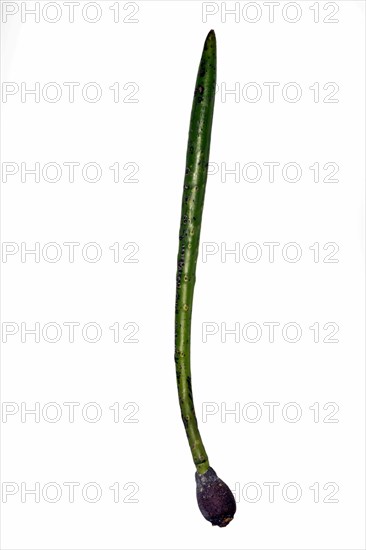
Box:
174;30;217;475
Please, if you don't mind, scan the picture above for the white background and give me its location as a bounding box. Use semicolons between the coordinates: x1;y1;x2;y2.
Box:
0;1;365;549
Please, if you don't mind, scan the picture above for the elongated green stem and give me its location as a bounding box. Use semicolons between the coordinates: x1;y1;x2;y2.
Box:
174;30;216;475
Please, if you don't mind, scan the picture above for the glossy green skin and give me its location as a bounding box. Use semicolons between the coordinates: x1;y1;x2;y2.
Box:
174;30;216;475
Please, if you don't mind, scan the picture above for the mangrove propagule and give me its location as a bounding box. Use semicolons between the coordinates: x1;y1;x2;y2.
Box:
174;30;236;527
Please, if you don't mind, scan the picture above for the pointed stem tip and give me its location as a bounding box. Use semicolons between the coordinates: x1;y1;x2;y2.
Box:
205;29;216;47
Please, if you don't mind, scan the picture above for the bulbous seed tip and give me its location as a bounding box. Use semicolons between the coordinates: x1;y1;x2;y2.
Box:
195;467;236;527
